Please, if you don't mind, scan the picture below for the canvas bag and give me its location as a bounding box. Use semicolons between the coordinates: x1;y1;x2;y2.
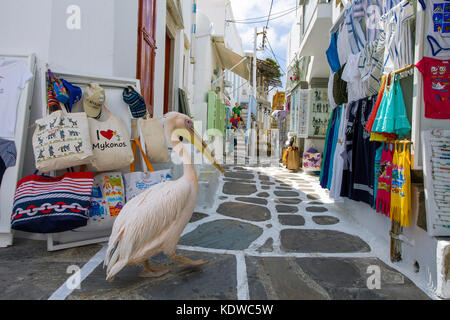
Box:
11;172;94;233
76;172;125;232
286;147;301;170
138;116;170;163
87;105;134;172
123;138;172;202
32;108;93;173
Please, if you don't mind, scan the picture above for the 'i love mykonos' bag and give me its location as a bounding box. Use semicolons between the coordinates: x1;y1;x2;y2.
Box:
87;105;134;172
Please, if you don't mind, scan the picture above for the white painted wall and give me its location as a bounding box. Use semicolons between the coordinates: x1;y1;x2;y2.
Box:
191;12;216;132
197;0;226;35
153;0;168;118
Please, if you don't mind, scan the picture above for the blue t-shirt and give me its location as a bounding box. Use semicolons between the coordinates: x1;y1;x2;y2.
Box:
326;32;341;73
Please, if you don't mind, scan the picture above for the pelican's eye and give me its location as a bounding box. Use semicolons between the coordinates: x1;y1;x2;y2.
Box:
179;136;184;142
185;119;194;130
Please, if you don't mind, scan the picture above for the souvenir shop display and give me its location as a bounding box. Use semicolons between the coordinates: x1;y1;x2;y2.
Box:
32;108;93;173
11;171;94;233
123;138;172;202
0;53;36;248
138;116;170;163
87;104;134;172
293;89;310;138
77;172;125;232
320;0;421;228
422;129;450;236
309;88;332;138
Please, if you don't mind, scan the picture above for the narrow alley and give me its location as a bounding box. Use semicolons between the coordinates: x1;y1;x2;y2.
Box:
0;159;430;300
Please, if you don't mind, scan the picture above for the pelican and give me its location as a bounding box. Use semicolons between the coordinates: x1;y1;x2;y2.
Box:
104;112;224;281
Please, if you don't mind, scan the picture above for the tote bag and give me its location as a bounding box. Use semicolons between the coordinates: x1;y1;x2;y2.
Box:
123;138;172;202
138;116;170;163
11;172;94;233
32;108;93;173
87;105;134;172
76;172;125;232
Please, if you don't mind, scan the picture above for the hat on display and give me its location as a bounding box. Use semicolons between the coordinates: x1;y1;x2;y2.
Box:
84;83;105;118
122;86;147;118
61;79;82;113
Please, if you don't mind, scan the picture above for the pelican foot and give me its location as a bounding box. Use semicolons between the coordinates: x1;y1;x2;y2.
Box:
170;253;209;267
139;263;169;278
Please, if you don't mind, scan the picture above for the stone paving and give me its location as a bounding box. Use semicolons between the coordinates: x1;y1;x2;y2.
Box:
0;165;430;300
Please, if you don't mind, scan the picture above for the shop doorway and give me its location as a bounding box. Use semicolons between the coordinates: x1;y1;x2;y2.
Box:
137;0;157;116
164;31;174;114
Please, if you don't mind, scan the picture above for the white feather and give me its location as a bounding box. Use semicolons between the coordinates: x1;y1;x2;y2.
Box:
104;177;192;280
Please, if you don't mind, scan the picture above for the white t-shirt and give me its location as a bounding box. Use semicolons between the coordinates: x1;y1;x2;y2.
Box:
341;52;365;103
337;23;352;67
0;58;33;139
328;72;338;109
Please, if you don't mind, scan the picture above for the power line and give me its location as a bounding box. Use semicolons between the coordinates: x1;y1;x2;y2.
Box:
266;37;285;76
226;7;297;24
262;0;274;49
229;6;298;22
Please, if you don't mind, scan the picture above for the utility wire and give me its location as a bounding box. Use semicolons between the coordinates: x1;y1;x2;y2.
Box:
229;6;298;22
265;37;285;76
226;7;297;24
262;0;274;49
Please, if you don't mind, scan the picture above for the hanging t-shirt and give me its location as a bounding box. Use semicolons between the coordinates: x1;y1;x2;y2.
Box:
371;75;411;137
390;142;412;227
327;32;341;73
381;0;415;72
333;64;348;105
340;100;359;198
342;52;366;103
425;0;450;58
351;96;381;206
415;57;450;119
337;23;352;66
0;58;33;139
358;31;386;97
328;72;338;109
320;108;338;189
330;104;348;201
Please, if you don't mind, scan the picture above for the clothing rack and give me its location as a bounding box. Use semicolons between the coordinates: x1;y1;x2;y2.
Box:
393;64;415;75
381;64;415;80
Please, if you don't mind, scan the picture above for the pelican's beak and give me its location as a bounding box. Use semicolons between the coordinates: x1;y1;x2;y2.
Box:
176;127;225;174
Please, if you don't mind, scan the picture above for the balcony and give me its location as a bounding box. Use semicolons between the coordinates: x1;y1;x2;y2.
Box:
298;0;332;81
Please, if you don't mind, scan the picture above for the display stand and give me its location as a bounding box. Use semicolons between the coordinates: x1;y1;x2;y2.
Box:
40;70;142;251
422;129;450;237
0;53;36;248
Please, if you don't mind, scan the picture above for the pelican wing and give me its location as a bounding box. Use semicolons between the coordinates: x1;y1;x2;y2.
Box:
104;178;191;279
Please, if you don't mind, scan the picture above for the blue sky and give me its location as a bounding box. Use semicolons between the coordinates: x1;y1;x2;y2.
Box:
229;0;299;88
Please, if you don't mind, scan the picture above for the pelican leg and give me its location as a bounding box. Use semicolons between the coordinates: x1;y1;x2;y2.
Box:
170;253;208;267
139;261;169;278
